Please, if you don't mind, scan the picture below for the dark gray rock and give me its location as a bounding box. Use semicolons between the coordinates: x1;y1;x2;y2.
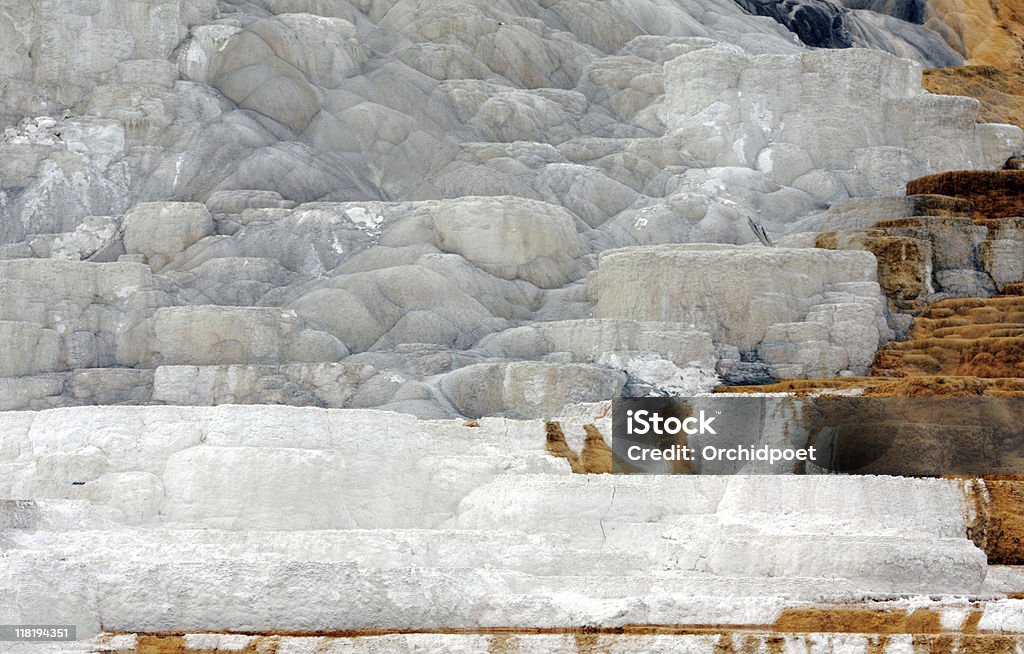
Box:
837;0;924;24
716;360;779;386
733;0;961;66
733;0;853;48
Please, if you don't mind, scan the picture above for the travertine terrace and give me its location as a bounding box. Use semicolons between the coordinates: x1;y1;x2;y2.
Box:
2;0;1024;651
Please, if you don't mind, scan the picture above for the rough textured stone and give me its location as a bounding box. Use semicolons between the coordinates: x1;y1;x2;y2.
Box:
661;47;1021;177
120;306;348;367
122;202;215;271
817;231;933;311
47;216;122;262
0;322;59;377
906;170;1024;220
440;362;627;418
152;363;377;408
424;197;588;288
204;190;296;214
983;239;1024;291
590;245;889;377
476;320;716;368
0;406;997;640
4;2;1024;646
0;259;172;372
925;0;1024;68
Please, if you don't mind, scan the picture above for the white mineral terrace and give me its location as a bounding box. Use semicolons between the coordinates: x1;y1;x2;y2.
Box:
3;1;1024;651
1;405;1022;652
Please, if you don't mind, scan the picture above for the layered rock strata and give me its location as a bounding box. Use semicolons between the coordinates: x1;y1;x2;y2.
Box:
923;64;1024;129
734;0;962;65
2;405;1021;650
1;9;1021;413
925;0;1024;68
2;1;1024;650
590;244;890;380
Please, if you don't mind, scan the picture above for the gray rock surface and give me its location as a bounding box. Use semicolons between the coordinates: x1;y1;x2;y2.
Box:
733;0;960;66
440;362;627;418
123;202;215;271
120;306;348;367
591;244;890;378
0;259;174;370
4;3;1024;644
0;0;1021;414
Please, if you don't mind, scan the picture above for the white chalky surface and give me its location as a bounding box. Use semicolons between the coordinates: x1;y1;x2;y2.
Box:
0;405;1009;643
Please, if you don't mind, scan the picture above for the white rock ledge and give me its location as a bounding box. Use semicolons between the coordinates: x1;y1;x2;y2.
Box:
0;405;995;639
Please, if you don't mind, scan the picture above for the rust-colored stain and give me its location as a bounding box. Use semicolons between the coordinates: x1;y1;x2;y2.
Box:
923;64;1024;129
488;633;519;654
121;626;1024;654
906;171;1024;221
915;633;1022;654
961;478;992;552
134;634;278;654
573;631;612;654
135;636;187;654
720;295;1024;397
773;608;944;634
816;231;839;249
907;194;977;218
873;297;1024;379
764;634;787;654
865;634;890;654
981;479;1024;564
767;165;1024;402
711;633;736;654
964;611;984;634
958;477;1024;563
545;420;582;473
580;424;612;474
718;376;1024;397
545;421;615;474
816;231;931;313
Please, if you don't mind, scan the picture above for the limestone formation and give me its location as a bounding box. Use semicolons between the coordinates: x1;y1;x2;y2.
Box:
476;320;716;369
120;306;348;367
923;65;1024;130
0;259;172;371
590;245;890;378
924;0;1024;68
377;196;590;288
661;47;1020;183
122;202;215;271
440;362;627;418
1;0;1024;648
0;4;1017;407
735;0;961;65
1;405;1018;643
